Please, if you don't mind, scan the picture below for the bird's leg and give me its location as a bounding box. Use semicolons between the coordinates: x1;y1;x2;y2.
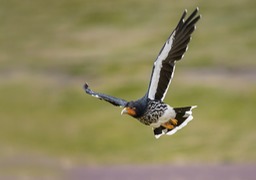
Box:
170;118;178;125
162;118;178;129
162;122;174;129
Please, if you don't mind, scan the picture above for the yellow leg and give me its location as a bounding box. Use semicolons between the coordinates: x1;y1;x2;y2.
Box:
162;122;174;129
170;118;178;125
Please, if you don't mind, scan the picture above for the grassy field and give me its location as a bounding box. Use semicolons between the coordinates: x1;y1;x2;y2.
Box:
0;0;256;168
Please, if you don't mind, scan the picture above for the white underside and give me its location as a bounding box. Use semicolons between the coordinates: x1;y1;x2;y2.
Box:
153;105;197;139
150;105;176;128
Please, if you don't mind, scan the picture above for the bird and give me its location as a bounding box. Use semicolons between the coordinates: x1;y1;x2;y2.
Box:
84;8;201;138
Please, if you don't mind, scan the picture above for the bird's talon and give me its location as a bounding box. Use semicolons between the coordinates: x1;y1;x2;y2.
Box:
170;118;178;125
162;122;174;129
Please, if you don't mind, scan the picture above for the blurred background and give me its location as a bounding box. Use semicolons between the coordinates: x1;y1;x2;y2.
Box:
0;0;256;179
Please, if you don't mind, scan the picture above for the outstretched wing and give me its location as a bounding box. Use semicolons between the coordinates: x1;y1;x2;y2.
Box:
147;8;201;101
84;83;128;107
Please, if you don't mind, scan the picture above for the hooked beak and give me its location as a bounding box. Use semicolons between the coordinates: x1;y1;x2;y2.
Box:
121;107;136;116
121;108;128;115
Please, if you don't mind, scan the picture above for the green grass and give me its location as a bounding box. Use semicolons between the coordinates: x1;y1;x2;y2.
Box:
0;0;256;165
1;77;255;164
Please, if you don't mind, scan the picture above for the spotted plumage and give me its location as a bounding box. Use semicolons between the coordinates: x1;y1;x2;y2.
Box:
84;8;201;138
138;100;168;125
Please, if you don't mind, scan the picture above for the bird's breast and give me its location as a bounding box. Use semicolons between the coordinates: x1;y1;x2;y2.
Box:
137;100;169;126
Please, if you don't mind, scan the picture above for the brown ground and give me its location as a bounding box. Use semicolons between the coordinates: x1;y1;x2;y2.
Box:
68;164;256;180
2;161;255;180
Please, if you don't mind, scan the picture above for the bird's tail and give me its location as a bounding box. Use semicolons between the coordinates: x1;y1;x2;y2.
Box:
153;106;197;139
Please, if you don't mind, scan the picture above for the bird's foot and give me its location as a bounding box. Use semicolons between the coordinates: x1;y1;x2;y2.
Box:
162;122;174;129
170;118;178;125
162;119;178;130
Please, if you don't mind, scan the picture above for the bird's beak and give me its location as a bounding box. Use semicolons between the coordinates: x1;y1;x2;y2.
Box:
121;107;136;116
121;108;128;115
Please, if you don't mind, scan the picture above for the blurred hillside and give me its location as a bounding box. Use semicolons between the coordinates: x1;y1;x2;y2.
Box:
0;0;256;174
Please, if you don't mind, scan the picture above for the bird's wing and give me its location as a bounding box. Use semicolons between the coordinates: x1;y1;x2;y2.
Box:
147;8;201;101
84;83;128;107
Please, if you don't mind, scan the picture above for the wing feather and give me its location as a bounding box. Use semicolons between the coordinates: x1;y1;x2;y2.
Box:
147;8;201;101
84;83;128;107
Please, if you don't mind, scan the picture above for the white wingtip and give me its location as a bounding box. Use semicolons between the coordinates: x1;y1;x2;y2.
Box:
191;105;197;109
154;134;162;139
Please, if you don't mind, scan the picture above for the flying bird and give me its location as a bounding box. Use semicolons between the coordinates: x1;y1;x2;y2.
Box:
84;8;201;138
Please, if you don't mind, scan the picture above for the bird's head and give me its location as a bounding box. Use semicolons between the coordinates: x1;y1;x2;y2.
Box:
121;101;144;118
